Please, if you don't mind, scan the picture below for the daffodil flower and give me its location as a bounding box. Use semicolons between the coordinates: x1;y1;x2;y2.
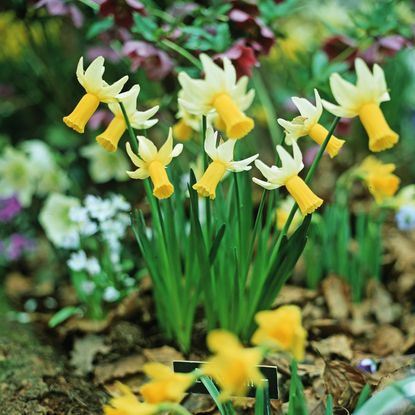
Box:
278;89;345;158
96;85;159;152
202;330;264;401
357;156;400;203
253;142;323;215
178;54;255;139
125;129;183;199
323;58;398;152
252;305;307;361
193;128;258;199
276;196;302;234
103;382;157;415
140;363;193;404
63;56;128;134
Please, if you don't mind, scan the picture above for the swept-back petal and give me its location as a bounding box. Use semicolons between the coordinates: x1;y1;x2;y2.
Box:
217;139;235;163
228;154;259;172
137;135;158;162
126;142;145;167
329;73;360;111
252;177;280;190
84;56;105;93
127;168;149;179
204;127;219;160
100;76;129;103
322;99;357;118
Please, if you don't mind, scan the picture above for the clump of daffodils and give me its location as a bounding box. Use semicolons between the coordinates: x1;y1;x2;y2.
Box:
193;127;258;199
178;54;255;139
63;56;158;152
323;58;399;152
252;305;307;361
253;142;323;215
125;129;183;199
278;89;345;158
356;156;400;203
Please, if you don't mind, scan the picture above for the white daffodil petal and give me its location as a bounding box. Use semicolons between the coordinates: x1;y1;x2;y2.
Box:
171;143;183;158
329;73;360;112
254;159;276;181
137;135;158;162
229;154;259;172
252;177;280;190
322;99;357;118
127;168;149;179
84;56;105;92
100;76;129;103
217;139;235;163
125;142;144;168
204;127;219;160
291;96;317;119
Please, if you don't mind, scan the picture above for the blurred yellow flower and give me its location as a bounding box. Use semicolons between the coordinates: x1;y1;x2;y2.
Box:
278;89;345;158
323;59;398;152
140;363;193;404
276;196;302;234
252;305;307;361
202;330;263;400
104;382;157;415
97;85;158;152
178;54;254;139
358;156;400;203
193;128;258;199
125;129;182;199
63;56;128;133
253;142;323;215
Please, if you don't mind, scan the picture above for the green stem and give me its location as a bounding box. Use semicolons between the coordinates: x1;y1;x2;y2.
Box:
268;117;340;267
161;39;202;70
118;101;139;153
157;403;193;415
252;70;282;147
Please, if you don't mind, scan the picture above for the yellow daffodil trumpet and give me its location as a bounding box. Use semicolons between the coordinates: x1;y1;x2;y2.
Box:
125;129;183;200
212;93;254;139
96;85;158;152
252;305;307;361
278;89;345;158
202;330;264;400
322;58;399;152
178;54;255;140
253;142;323;215
358;103;399;152
63;56;128;134
193;127;258;199
358;156;400;203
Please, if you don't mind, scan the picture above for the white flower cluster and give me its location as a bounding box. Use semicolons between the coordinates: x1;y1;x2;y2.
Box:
67;250;101;275
0;140;69;207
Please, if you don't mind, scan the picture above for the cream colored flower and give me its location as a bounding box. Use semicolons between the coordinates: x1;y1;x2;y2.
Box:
253;142;323;215
276;196;302;234
126;129;183;199
193;127;258;199
96;85;159;152
278;89;345;158
63;56;129;133
178;54;255;139
323;58;398;152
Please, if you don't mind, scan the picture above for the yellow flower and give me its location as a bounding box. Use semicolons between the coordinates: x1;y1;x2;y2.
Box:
193;128;258;199
96;85;158;152
278;89;345;158
358;156;400;203
140;363;193;404
323;58;398;152
276;196;302;234
178;54;255;139
253;142;323;215
252;305;307;361
202;330;264;400
103;382;157;415
173;118;193;141
63;56;128;134
125;129;183;199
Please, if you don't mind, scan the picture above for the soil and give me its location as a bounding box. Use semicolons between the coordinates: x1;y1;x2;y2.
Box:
0;320;107;415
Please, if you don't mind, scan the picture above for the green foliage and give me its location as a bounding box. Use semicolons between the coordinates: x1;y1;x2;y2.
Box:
287;360;308;415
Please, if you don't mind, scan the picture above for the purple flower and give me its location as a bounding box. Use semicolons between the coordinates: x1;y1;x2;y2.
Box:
360;35;412;64
88;109;114;130
6;234;35;261
123;41;174;81
86;46;122;63
303;145;320;167
0;196;22;222
35;0;84;28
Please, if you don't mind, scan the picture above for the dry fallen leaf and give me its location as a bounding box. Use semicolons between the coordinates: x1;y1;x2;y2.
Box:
370;325;404;357
70;334;110;375
94;354;146;384
323;359;373;410
312;335;353;361
367;281;401;324
322;276;351;320
143;345;184;365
